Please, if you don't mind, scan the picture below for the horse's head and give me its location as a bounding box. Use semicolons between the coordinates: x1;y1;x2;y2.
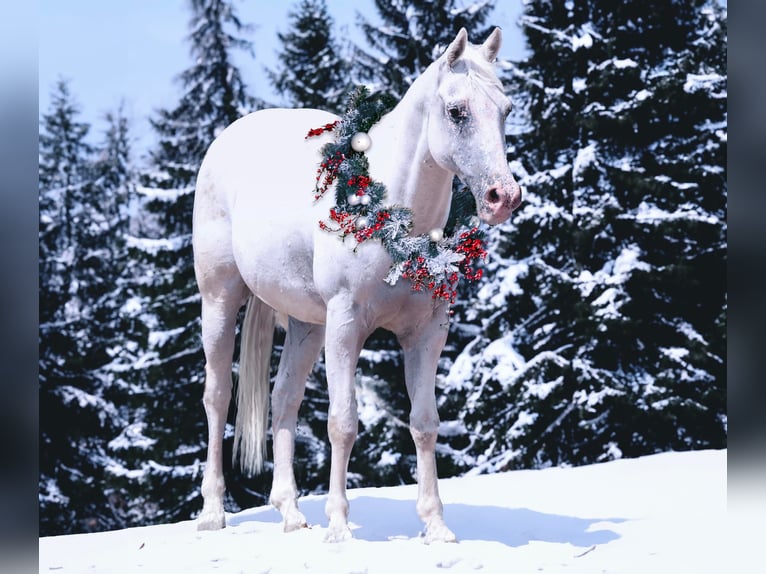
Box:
427;28;522;225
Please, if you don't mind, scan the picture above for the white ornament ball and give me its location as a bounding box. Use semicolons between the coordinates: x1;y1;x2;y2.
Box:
429;228;444;242
469;216;481;227
360;194;371;206
348;194;361;206
351;132;372;152
356;216;369;229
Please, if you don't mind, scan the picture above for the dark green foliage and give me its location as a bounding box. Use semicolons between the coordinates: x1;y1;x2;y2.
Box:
39;82;135;534
267;0;352;113
355;0;496;98
435;0;727;473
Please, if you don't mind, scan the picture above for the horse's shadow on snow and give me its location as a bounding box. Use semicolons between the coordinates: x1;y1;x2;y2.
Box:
228;496;625;547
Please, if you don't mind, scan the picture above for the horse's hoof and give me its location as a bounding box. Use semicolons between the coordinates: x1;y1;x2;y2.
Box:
324;524;353;543
197;512;226;531
283;511;308;533
423;520;457;544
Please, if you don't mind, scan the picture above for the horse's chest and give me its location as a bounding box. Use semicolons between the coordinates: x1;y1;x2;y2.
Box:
313;236;442;330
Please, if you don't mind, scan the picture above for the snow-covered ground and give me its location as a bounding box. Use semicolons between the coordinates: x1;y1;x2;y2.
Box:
40;449;726;573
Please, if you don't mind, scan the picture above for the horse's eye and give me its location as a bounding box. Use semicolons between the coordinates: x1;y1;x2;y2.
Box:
447;105;468;123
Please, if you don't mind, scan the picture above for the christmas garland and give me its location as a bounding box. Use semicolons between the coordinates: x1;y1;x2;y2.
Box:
306;87;487;305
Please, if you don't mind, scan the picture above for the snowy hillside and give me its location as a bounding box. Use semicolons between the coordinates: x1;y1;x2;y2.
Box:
40;449;726;574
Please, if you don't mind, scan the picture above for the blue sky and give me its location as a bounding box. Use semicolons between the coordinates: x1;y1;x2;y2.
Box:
39;0;525;157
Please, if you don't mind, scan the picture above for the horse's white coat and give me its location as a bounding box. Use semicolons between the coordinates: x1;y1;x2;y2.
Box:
192;28;521;543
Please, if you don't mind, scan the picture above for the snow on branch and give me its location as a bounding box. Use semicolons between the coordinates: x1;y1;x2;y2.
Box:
135;185;194;202
126;234;189;256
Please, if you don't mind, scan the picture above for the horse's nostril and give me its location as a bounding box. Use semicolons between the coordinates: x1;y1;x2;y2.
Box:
487;187;500;205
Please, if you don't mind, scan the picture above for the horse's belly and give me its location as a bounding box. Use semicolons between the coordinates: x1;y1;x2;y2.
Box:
230;216;325;324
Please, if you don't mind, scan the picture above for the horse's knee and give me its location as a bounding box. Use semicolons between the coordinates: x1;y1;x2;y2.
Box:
328;413;358;449
409;407;439;448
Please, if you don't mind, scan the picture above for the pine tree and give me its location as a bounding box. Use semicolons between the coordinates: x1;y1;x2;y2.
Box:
355;0;496;98
267;0;351;114
437;0;727;473
39;78;93;315
114;0;261;526
39;83;134;534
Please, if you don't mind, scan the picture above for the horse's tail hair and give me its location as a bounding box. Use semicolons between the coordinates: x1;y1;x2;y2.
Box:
233;295;275;476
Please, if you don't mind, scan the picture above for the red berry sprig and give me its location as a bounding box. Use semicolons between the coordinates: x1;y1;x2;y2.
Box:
305;121;339;139
454;227;487;282
313;151;345;200
319;208;356;237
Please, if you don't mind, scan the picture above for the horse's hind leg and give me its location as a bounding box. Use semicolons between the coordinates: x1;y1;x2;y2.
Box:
196;268;249;531
269;317;324;532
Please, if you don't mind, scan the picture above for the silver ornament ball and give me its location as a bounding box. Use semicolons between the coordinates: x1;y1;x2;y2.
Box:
429;228;444;242
348;194;361;206
356;216;369;229
351;132;372;152
360;194;371;206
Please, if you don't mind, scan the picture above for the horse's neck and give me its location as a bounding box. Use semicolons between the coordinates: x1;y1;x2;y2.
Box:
368;72;454;235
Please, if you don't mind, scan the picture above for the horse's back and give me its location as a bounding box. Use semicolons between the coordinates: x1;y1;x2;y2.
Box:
196;108;339;220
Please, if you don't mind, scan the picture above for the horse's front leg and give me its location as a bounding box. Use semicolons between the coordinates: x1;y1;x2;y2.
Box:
322;295;368;542
399;310;456;543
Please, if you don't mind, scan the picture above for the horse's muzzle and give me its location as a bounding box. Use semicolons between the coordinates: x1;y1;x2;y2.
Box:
480;179;522;225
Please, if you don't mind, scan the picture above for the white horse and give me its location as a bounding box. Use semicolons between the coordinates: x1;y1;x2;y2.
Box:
192;27;522;543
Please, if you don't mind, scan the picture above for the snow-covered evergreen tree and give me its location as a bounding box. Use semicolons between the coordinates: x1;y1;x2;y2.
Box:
355;0;496;98
39;83;135;534
437;0;727;473
267;0;351;114
113;0;262;526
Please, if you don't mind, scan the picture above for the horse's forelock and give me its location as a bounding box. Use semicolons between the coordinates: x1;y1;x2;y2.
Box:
446;47;505;99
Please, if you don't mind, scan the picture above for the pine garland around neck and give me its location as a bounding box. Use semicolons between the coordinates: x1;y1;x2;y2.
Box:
306;86;487;305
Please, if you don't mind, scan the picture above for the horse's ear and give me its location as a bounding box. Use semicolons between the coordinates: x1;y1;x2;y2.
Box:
447;28;468;67
481;27;503;62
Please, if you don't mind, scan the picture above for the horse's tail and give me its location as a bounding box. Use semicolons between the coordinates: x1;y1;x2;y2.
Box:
233;295;275;476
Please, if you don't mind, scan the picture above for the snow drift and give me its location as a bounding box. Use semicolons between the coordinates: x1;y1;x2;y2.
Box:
40;449;726;573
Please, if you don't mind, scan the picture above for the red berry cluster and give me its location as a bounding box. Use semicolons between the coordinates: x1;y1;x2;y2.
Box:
401;256;431;291
400;258;460;304
314;151;345;200
399;227;487;304
305;121;339;139
454;227;487;281
347;175;371;196
354;210;391;243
